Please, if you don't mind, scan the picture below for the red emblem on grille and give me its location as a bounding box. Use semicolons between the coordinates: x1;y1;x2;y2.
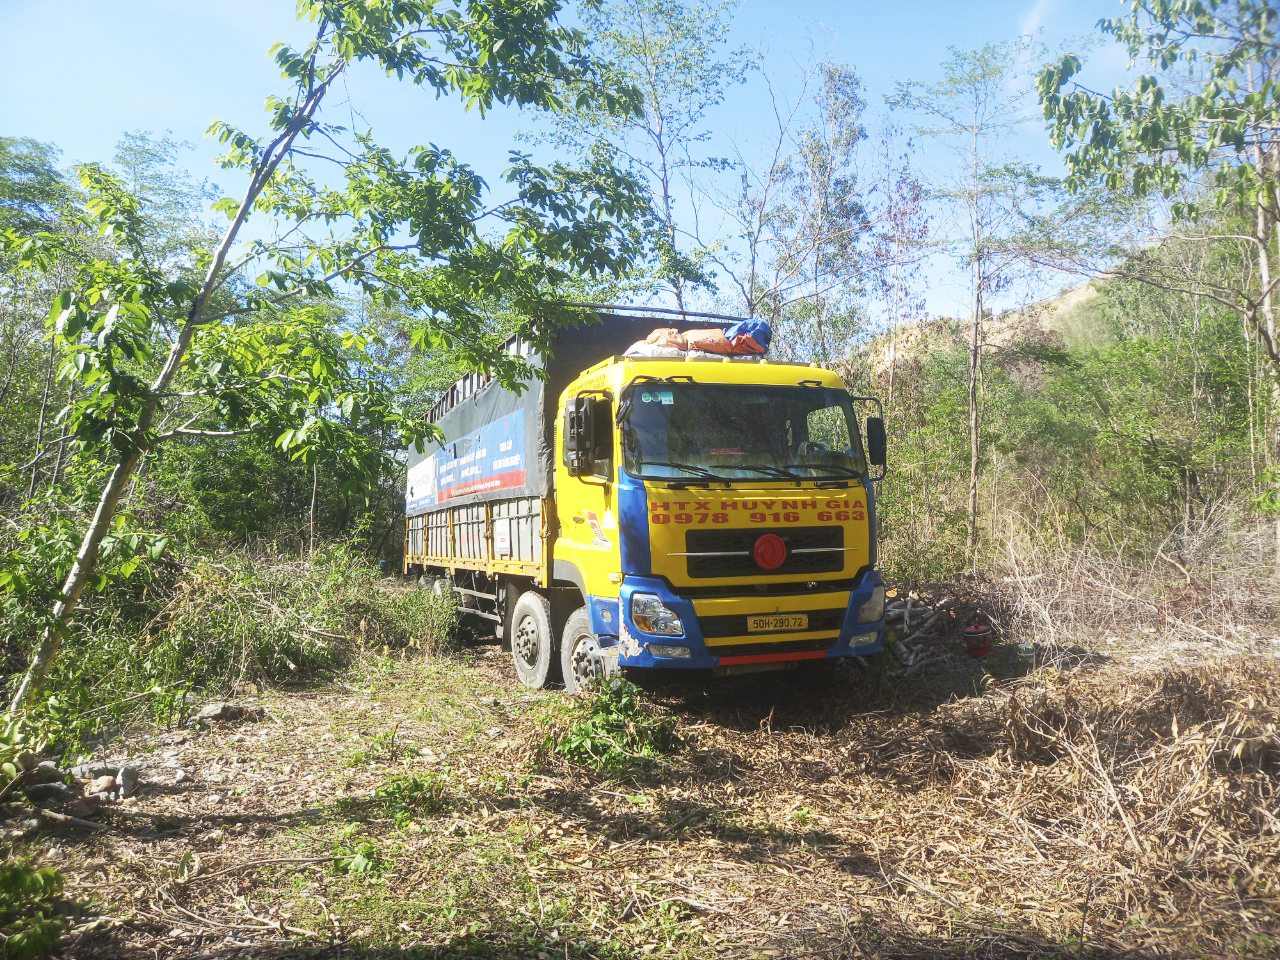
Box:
753;533;787;571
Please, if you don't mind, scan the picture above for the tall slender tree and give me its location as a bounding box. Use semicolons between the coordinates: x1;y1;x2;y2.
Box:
0;138;76;506
1;0;647;711
871;120;930;412
535;0;751;309
711;58;881;365
763;63;871;365
1039;0;1280;565
890;37;1051;565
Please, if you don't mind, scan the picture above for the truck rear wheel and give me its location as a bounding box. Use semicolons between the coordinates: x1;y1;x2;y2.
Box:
510;591;555;689
560;607;602;695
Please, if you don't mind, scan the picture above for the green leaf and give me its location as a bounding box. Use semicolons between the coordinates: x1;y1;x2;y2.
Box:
47;291;71;325
147;537;170;562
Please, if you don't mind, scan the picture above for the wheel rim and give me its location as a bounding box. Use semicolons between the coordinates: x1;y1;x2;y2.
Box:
567;631;599;689
514;614;541;669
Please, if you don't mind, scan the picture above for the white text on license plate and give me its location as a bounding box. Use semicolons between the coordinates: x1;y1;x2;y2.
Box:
747;614;808;633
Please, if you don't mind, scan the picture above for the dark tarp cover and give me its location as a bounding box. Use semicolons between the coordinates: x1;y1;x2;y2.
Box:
405;313;658;517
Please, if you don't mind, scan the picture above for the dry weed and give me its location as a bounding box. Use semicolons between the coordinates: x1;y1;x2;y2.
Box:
855;656;1280;952
990;517;1280;656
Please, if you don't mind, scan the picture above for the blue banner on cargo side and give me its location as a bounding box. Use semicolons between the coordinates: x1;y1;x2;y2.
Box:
406;411;527;513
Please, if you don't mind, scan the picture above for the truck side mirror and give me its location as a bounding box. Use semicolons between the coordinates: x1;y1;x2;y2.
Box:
866;416;886;469
564;396;594;477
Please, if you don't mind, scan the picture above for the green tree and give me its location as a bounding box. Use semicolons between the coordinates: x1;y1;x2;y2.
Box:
539;0;750;307
870;121;930;413
1017;268;1250;555
0;138;69;233
726;61;873;365
110;131;220;272
0;138;77;508
1038;0;1280;563
872;319;972;581
1;0;645;712
8;134;223;510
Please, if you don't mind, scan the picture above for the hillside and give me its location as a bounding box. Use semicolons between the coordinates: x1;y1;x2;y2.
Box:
867;282;1099;380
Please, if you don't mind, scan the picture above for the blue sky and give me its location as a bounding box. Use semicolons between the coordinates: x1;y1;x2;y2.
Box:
0;0;1133;317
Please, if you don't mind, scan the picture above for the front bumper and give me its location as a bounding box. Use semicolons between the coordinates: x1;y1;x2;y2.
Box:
600;571;886;670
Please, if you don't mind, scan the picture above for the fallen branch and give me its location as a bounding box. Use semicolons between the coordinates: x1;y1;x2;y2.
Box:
36;808;109;831
185;855;334;883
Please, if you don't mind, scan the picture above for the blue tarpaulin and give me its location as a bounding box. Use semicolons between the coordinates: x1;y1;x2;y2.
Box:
723;318;772;353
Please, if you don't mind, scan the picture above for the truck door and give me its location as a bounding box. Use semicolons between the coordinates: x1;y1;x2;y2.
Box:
556;394;620;601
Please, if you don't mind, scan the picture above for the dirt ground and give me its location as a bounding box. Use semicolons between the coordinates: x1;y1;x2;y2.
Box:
5;627;1279;960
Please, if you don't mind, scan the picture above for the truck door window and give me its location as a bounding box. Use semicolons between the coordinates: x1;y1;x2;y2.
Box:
591;398;613;478
563;395;614;480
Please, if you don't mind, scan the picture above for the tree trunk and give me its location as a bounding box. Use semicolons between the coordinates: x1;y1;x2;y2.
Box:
966;184;984;569
1245;71;1280;570
966;280;982;569
9;78;333;711
964;113;985;572
309;460;319;557
886;258;904;412
9;447;145;710
26;335;57;500
652;119;686;316
48;392;71;495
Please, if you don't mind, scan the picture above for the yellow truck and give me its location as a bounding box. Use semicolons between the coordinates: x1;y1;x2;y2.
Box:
404;309;887;691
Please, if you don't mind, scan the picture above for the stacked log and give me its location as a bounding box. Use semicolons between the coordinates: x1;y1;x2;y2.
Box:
883;587;989;676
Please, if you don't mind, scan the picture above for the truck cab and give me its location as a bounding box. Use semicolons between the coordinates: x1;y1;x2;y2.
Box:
551;355;887;691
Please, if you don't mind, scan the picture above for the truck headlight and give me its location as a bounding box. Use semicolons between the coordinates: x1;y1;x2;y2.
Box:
631;593;684;636
857;584;885;624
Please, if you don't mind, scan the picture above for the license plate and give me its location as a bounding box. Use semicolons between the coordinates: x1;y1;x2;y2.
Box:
747;614;808;633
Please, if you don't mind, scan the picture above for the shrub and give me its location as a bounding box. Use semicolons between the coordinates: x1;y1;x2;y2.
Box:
2;540;457;761
142;544;458;691
536;679;678;778
0;860;67;960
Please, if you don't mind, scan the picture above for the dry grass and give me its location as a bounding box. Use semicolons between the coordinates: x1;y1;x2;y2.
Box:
989;517;1280;658
4;625;1279;959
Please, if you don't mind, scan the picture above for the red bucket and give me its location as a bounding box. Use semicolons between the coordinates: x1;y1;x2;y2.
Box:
963;624;992;659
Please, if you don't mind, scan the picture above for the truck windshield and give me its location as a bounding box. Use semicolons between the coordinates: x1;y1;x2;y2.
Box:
619;382;868;482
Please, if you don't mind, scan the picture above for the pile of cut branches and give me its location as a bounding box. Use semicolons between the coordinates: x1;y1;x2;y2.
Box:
844;656;1280;953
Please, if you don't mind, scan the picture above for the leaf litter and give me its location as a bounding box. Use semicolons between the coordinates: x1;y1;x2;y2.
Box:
8;630;1280;959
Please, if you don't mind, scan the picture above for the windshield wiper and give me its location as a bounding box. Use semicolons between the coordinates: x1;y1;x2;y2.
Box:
781;462;863;476
732;462;802;480
640;461;729;485
781;463;865;487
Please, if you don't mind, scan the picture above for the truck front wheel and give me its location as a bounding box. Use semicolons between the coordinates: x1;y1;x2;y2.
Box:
560;607;602;695
510;591;555;689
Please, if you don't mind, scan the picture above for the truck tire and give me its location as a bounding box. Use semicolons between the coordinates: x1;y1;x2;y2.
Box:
560;607;602;695
510;591;556;689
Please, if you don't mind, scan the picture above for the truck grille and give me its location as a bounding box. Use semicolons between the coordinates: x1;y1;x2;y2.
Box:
682;526;844;579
